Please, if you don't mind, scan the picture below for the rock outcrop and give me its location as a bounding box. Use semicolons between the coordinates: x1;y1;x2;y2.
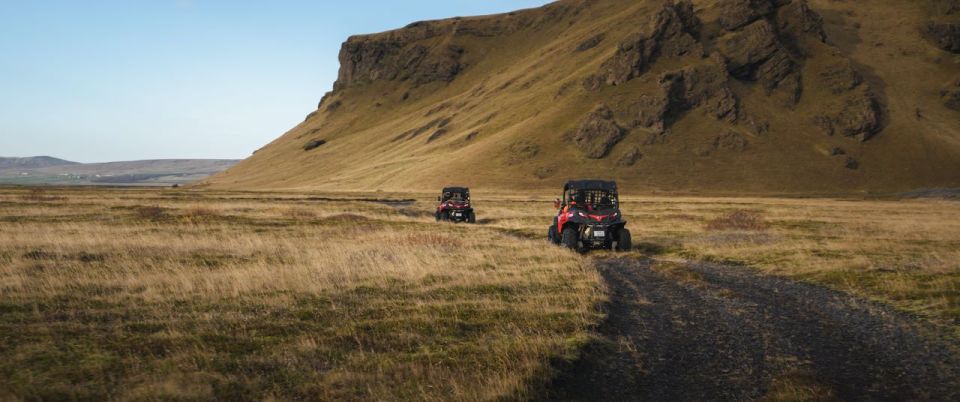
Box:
600;1;701;86
814;90;883;142
819;60;864;94
575;33;606;52
573;105;626;159
810;54;883;143
304;139;327;151
712;131;749;152
633;57;739;133
925;23;960;53
718;19;800;102
774;0;827;45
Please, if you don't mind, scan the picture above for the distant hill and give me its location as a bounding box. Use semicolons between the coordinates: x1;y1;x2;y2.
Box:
0;158;239;186
201;0;960;194
0;156;78;170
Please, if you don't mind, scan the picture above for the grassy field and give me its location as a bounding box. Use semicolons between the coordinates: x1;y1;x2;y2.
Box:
1;187;958;400
478;193;960;328
0;187;602;401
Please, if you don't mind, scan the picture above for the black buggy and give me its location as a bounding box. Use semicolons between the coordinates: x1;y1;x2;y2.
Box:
548;180;631;252
435;187;476;223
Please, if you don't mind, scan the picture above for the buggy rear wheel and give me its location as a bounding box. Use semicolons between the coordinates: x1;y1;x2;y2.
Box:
468;211;476;224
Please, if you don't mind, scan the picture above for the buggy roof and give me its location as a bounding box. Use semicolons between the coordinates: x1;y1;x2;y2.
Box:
441;187;470;194
563;180;618;192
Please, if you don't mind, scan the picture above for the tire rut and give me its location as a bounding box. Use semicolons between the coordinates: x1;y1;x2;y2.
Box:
542;258;960;401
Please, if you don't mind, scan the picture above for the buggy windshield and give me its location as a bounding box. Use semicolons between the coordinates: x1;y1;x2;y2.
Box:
565;189;618;212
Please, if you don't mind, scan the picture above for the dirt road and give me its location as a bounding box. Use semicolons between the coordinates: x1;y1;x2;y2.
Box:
543;258;960;401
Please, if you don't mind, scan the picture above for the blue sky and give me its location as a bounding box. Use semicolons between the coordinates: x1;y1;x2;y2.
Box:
0;1;551;163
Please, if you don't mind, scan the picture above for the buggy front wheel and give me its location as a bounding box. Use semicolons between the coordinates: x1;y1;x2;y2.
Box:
615;228;632;252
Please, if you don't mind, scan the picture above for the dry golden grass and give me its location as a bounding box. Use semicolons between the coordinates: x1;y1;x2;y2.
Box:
620;196;960;327
0;187;602;401
450;192;960;327
1;186;958;401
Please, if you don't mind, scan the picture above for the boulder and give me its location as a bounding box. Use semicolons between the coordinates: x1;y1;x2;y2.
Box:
600;1;702;85
573;105;626;159
925;23;960;53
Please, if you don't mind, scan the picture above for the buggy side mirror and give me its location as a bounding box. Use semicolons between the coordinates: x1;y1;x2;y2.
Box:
553;199;561;209
437;196;441;202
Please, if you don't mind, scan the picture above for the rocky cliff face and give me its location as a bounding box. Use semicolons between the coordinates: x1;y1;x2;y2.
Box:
572;0;882;161
334;28;464;89
205;0;960;193
332;3;586;90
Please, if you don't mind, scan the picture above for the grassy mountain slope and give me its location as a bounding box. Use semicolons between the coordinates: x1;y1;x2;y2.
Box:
201;0;960;194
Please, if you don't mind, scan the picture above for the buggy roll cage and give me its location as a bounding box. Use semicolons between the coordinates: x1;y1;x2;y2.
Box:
560;180;619;210
439;187;470;202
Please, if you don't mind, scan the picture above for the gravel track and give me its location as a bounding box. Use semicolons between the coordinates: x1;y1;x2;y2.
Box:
543;257;960;401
